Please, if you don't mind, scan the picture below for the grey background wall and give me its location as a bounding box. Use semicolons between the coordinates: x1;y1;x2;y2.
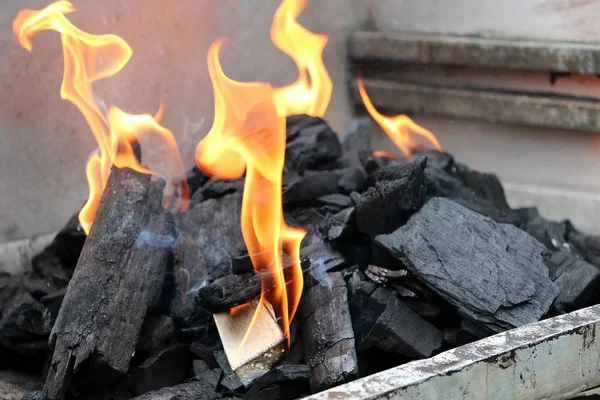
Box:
1;0;600;242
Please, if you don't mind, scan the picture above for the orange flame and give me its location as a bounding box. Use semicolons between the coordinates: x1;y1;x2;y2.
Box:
271;0;332;117
13;1;189;233
357;77;443;158
196;40;305;346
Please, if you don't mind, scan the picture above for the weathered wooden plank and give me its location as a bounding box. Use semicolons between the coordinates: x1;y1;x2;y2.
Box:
304;304;600;400
349;31;600;74
350;78;600;132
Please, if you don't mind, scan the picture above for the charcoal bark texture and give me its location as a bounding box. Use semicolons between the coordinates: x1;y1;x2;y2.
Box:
43;167;173;400
376;198;559;332
129;381;220;400
244;364;310;400
545;251;600;313
132;345;191;396
299;272;358;393
285;115;342;172
348;272;442;358
356;157;426;237
195;273;261;313
185;192;245;267
516;207;573;252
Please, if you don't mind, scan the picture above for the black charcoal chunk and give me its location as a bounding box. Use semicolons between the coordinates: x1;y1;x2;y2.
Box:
327;207;356;241
282;170;342;204
348;272;442;358
300;273;358;392
286;115;342;172
195;273;261;313
244;364;310;400
545;251;600;312
132;345;191;396
376;198;559;332
138;315;175;354
356;157;426;237
129;381;220;400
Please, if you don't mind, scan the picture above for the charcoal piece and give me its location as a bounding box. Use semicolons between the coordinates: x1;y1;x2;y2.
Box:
282;170;341;204
186;192;245;267
376;198;559;333
139;315;175;354
195;273;261;313
338;166;368;194
567;231;600;268
133;345;191;396
327;207;356;241
0;276;53;358
193;360;210;376
299;273;358;392
200;178;245;201
31;213;86;285
340;117;373;168
545;251;600;312
40;288;66;318
285;115;342;172
348;272;443;358
315;194;352;209
424;164;519;225
356;157;426;237
169;232;207;320
214;350;244;392
300;237;347;285
244;364;310;400
401;299;442;319
197;369;222;390
460;319;492;339
129;381;220;400
460;169;511;212
373;156;426;183
443;328;478;347
516;207;573;252
43;167;173;400
186;166;210;196
189;340;221;369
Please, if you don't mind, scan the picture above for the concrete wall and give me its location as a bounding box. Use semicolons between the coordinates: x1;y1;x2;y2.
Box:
1;0;600;242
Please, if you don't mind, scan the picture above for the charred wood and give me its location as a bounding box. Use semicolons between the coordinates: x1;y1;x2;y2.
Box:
376;198;559;332
244;364;310;400
299;272;358;393
43;167;173;400
195;273;261;313
348;272;443;358
129;381;220;400
285;115;343;172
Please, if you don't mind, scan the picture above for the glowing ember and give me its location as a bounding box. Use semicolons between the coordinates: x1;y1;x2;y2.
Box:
195;39;305;346
271;0;332;118
13;1;189;233
357;77;443;158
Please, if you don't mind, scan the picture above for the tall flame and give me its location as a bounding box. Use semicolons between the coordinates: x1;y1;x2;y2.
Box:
357;77;443;158
196;40;305;345
13;1;189;233
271;0;332;117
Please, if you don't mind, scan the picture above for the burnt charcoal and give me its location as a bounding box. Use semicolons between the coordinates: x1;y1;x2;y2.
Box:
22;391;45;400
186;165;210;196
195;273;261;313
300;236;347;285
40;288;66;318
424;165;519;225
169;233;207;321
214;350;244;392
348;272;443;358
44;168;173;400
139;315;175;354
460;168;511;211
376;198;559;333
189;340;221;369
516;207;573;252
373;156;426;183
356;157;426;237
300;273;358;392
327;207;357;241
0;275;53;359
442;328;479;347
285;115;342;172
129;381;220;400
282;170;342;204
338;166;368;194
201;178;245;200
282;341;305;365
401;298;443;319
244;364;310;400
567;231;600;268
460;319;492;340
197;369;222;390
193;360;210;376
186;192;245;267
315;194;352;210
31;213;86;285
545;251;600;313
340;117;373;168
132;345;192;396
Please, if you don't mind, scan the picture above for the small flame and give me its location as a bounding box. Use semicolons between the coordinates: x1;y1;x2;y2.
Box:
13;1;189;234
196;40;305;346
271;0;332;117
357;77;443;158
